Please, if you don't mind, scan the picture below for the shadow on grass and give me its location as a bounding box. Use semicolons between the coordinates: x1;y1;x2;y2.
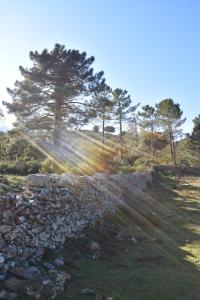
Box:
58;173;200;300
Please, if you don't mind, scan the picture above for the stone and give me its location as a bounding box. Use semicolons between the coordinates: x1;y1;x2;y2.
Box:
6;245;18;259
22;266;42;280
0;240;6;250
80;288;95;296
65;272;72;280
0;255;5;264
0;272;6;281
54;257;64;266
0;225;12;234
43;262;56;270
95;295;103;300
10;267;26;278
3;210;12;219
89;241;101;252
0;170;152;276
0;291;7;299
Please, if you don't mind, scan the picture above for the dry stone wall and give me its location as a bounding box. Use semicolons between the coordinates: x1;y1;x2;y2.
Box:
0;171;153;271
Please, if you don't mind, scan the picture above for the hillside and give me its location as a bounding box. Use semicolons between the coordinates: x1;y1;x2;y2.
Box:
56;173;200;299
0;172;196;299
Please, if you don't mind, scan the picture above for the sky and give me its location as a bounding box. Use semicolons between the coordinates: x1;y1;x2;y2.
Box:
0;0;200;133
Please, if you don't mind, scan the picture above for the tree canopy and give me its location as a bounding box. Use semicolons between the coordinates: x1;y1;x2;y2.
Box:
156;98;186;165
3;44;104;145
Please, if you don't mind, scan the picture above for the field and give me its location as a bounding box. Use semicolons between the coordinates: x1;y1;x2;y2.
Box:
55;174;200;300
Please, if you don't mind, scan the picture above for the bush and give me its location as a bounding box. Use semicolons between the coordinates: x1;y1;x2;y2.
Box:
0;160;41;175
105;126;115;133
117;165;136;173
93;125;99;133
40;157;64;174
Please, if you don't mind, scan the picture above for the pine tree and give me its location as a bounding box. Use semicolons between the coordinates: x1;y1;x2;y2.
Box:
191;114;200;142
188;115;200;165
138;105;157;156
112;88;132;159
93;83;113;144
156;98;186;165
3;44;104;146
138;105;156;132
0;109;4;120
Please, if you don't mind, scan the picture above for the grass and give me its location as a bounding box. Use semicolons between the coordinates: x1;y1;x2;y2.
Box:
55;174;200;300
4;172;200;299
0;174;26;194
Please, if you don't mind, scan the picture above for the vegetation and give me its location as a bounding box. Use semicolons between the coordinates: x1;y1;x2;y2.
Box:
155;99;186;165
0;43;200;175
17;173;200;300
3;44;104;145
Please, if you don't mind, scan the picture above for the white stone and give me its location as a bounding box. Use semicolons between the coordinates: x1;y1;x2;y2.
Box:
0;255;5;264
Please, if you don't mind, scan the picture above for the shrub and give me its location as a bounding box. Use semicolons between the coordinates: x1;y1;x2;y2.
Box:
93;125;99;133
40;157;64;174
0;160;41;175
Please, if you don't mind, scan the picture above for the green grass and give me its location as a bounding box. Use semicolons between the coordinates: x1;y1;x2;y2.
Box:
56;174;200;300
5;173;200;299
0;175;26;194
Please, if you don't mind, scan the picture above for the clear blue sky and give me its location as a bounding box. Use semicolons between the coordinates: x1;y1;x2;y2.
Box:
0;0;200;133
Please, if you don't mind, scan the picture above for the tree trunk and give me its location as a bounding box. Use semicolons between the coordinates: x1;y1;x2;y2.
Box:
119;113;123;160
169;132;174;165
102;114;105;145
172;135;177;166
53;100;62;147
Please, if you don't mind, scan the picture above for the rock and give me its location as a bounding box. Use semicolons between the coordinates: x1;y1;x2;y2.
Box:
0;240;6;250
89;241;101;252
92;252;101;260
95;295;103;300
4;277;24;292
22;266;42;280
54;257;64;266
65;272;72;280
6;245;18;259
43;262;56;270
0;225;12;234
130;236;137;244
10;267;26;278
3;210;12;220
0;273;6;281
0;255;5;264
0;290;7;299
7;193;16;201
80;288;95;296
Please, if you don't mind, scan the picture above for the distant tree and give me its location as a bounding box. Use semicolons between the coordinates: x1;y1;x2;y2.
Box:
156;98;186;165
127;103;140;148
138;105;156;132
0;109;4;120
141;131;168;160
191;114;200;141
104;126;115;133
112;88;131;159
3;44;104;146
138;105;157;156
93;125;99;133
188;115;200;165
93;83;113;144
